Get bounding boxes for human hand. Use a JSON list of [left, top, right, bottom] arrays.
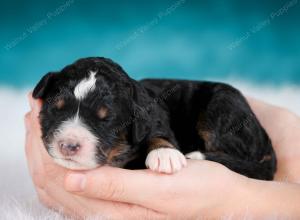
[[247, 97, 300, 182], [25, 94, 300, 219], [25, 93, 172, 219], [25, 93, 247, 219], [64, 160, 247, 219]]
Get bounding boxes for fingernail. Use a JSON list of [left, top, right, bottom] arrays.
[[65, 173, 86, 192]]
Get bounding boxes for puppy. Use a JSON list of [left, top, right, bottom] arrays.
[[33, 57, 276, 180]]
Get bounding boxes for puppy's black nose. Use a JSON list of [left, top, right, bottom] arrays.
[[59, 142, 80, 156]]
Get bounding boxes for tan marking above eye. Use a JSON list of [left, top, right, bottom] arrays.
[[55, 99, 65, 109], [97, 106, 108, 119]]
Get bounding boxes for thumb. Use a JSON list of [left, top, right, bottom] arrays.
[[64, 166, 168, 208]]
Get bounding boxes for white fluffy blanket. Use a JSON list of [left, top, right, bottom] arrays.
[[0, 82, 299, 219]]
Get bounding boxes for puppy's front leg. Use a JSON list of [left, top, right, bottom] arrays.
[[145, 138, 187, 173]]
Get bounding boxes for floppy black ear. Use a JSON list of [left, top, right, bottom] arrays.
[[131, 103, 151, 144], [32, 72, 56, 99], [130, 82, 152, 145]]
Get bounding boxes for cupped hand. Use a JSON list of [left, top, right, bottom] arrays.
[[25, 93, 171, 219], [25, 93, 246, 219], [247, 97, 300, 182], [25, 94, 300, 219]]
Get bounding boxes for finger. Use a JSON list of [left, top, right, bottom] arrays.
[[24, 111, 36, 174], [64, 166, 169, 207], [36, 188, 76, 219], [47, 180, 164, 220], [36, 188, 59, 210], [68, 196, 164, 220], [24, 110, 41, 161], [28, 91, 42, 116], [25, 110, 58, 186], [28, 102, 42, 139], [27, 92, 34, 110], [24, 111, 48, 188], [25, 99, 52, 163], [26, 92, 42, 134], [25, 130, 46, 189], [24, 112, 32, 134], [33, 98, 42, 117], [79, 198, 165, 220]]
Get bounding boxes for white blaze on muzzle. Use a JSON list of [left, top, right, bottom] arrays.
[[48, 70, 102, 170], [49, 112, 100, 170]]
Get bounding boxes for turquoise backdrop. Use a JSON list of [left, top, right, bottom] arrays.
[[1, 0, 299, 87]]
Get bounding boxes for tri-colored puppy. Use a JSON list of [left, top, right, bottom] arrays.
[[33, 57, 276, 180]]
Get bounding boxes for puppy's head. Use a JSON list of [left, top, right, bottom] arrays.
[[33, 57, 150, 170]]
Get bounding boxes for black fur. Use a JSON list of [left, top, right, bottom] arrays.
[[33, 57, 276, 180], [140, 79, 276, 180]]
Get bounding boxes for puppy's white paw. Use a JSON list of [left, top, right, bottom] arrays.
[[185, 151, 205, 160], [145, 148, 187, 174]]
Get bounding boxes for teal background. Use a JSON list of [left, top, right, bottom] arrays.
[[1, 0, 300, 88]]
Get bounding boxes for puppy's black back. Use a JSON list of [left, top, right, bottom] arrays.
[[140, 79, 276, 180]]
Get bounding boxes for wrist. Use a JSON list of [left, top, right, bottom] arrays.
[[218, 174, 252, 218], [231, 178, 300, 219], [202, 171, 251, 219], [210, 174, 277, 219]]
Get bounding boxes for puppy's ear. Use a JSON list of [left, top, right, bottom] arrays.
[[32, 72, 56, 99], [131, 103, 150, 144], [130, 82, 151, 145]]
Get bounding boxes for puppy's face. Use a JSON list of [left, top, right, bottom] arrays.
[[33, 57, 142, 170]]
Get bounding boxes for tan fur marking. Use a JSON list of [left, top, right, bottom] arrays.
[[198, 130, 217, 152], [107, 145, 124, 162], [199, 130, 211, 142], [97, 106, 108, 119], [55, 99, 65, 109], [259, 154, 272, 163], [107, 132, 128, 163], [148, 137, 174, 152]]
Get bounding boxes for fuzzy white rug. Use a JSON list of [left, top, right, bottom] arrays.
[[0, 82, 299, 220]]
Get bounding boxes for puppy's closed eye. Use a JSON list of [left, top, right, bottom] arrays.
[[97, 106, 108, 119]]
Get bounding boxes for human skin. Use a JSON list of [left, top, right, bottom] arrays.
[[24, 93, 300, 219]]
